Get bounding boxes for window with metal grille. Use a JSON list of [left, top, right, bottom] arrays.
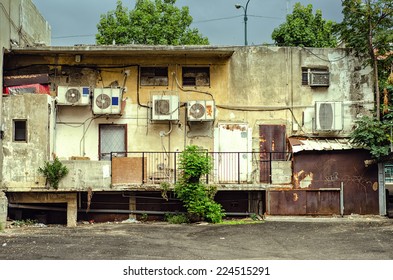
[[182, 67, 210, 86], [140, 67, 168, 86], [99, 124, 127, 160], [13, 120, 27, 142], [302, 67, 330, 87]]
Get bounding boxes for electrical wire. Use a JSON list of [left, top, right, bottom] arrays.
[[172, 72, 215, 101]]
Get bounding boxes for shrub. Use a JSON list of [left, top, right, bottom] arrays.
[[38, 157, 69, 189], [175, 145, 225, 223]]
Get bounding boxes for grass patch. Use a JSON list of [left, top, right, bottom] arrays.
[[219, 218, 264, 225], [11, 219, 38, 227], [164, 213, 189, 224]]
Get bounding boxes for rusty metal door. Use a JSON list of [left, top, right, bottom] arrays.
[[259, 125, 286, 183]]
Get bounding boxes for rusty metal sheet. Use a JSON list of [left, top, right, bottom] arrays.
[[269, 190, 340, 215], [289, 137, 357, 153], [293, 150, 379, 214], [259, 125, 286, 183], [306, 191, 340, 215], [4, 74, 49, 87], [268, 190, 307, 215]]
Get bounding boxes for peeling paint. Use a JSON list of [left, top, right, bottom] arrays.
[[293, 170, 313, 189], [372, 182, 378, 191]]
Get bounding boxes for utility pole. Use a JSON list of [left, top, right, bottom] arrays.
[[235, 0, 251, 46]]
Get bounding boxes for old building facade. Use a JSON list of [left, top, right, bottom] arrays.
[[0, 0, 51, 229], [1, 44, 380, 226]]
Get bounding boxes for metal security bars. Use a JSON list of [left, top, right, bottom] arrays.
[[110, 151, 291, 185]]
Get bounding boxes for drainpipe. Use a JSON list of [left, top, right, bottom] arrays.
[[378, 162, 386, 216]]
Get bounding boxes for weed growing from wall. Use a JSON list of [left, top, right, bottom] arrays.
[[38, 157, 69, 189], [174, 145, 225, 223]]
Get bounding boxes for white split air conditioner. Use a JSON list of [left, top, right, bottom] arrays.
[[187, 100, 215, 121], [309, 71, 330, 87], [151, 95, 179, 121], [93, 88, 123, 115], [57, 86, 91, 105], [315, 101, 343, 131]]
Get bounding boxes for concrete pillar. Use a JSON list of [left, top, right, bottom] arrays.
[[0, 192, 8, 230], [129, 192, 136, 219], [67, 193, 77, 227], [378, 163, 387, 216], [248, 191, 264, 216]]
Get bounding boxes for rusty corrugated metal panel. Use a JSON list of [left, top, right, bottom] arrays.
[[259, 125, 286, 183], [289, 137, 358, 153], [269, 190, 340, 215], [269, 189, 340, 215], [4, 74, 49, 87], [269, 190, 307, 215], [293, 150, 379, 214], [306, 191, 340, 215]]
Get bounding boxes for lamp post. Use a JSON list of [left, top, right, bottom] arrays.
[[235, 0, 251, 46]]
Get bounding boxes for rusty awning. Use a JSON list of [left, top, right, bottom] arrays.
[[289, 137, 360, 153]]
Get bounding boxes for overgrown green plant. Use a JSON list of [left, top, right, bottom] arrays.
[[350, 115, 392, 159], [12, 219, 37, 227], [164, 213, 189, 224], [160, 181, 171, 201], [140, 213, 148, 222], [38, 157, 69, 189], [174, 145, 225, 223]]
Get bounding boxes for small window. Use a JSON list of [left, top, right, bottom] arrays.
[[13, 120, 27, 142], [302, 67, 330, 87], [140, 67, 168, 86], [182, 67, 210, 87]]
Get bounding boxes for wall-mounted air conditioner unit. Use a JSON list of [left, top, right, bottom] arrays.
[[315, 101, 343, 131], [151, 95, 179, 121], [93, 88, 123, 115], [309, 71, 330, 87], [57, 86, 91, 105], [187, 100, 215, 121]]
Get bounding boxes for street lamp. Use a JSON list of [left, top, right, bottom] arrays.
[[235, 0, 251, 46]]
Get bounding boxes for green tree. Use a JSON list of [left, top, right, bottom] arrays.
[[337, 0, 393, 120], [96, 0, 209, 45], [174, 146, 225, 223], [271, 3, 337, 47]]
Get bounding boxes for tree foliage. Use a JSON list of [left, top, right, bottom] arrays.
[[271, 3, 337, 47], [350, 115, 391, 159], [96, 0, 209, 45], [336, 0, 393, 120]]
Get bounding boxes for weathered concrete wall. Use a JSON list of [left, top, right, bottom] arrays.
[[271, 161, 292, 185], [0, 191, 7, 230], [228, 47, 374, 141], [4, 46, 373, 163], [8, 192, 77, 227], [59, 160, 112, 191], [1, 94, 54, 190], [0, 0, 50, 49]]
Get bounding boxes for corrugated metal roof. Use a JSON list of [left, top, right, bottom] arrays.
[[289, 137, 359, 153]]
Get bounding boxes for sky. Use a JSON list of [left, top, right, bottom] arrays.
[[32, 0, 344, 46]]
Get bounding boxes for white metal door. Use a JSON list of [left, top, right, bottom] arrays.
[[214, 123, 252, 183]]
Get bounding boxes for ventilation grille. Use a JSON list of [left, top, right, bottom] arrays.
[[315, 102, 343, 131], [151, 95, 179, 120], [187, 100, 215, 121], [57, 86, 90, 105], [92, 88, 122, 115], [310, 72, 330, 87]]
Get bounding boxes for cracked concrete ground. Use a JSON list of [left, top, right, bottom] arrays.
[[1, 217, 393, 260]]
